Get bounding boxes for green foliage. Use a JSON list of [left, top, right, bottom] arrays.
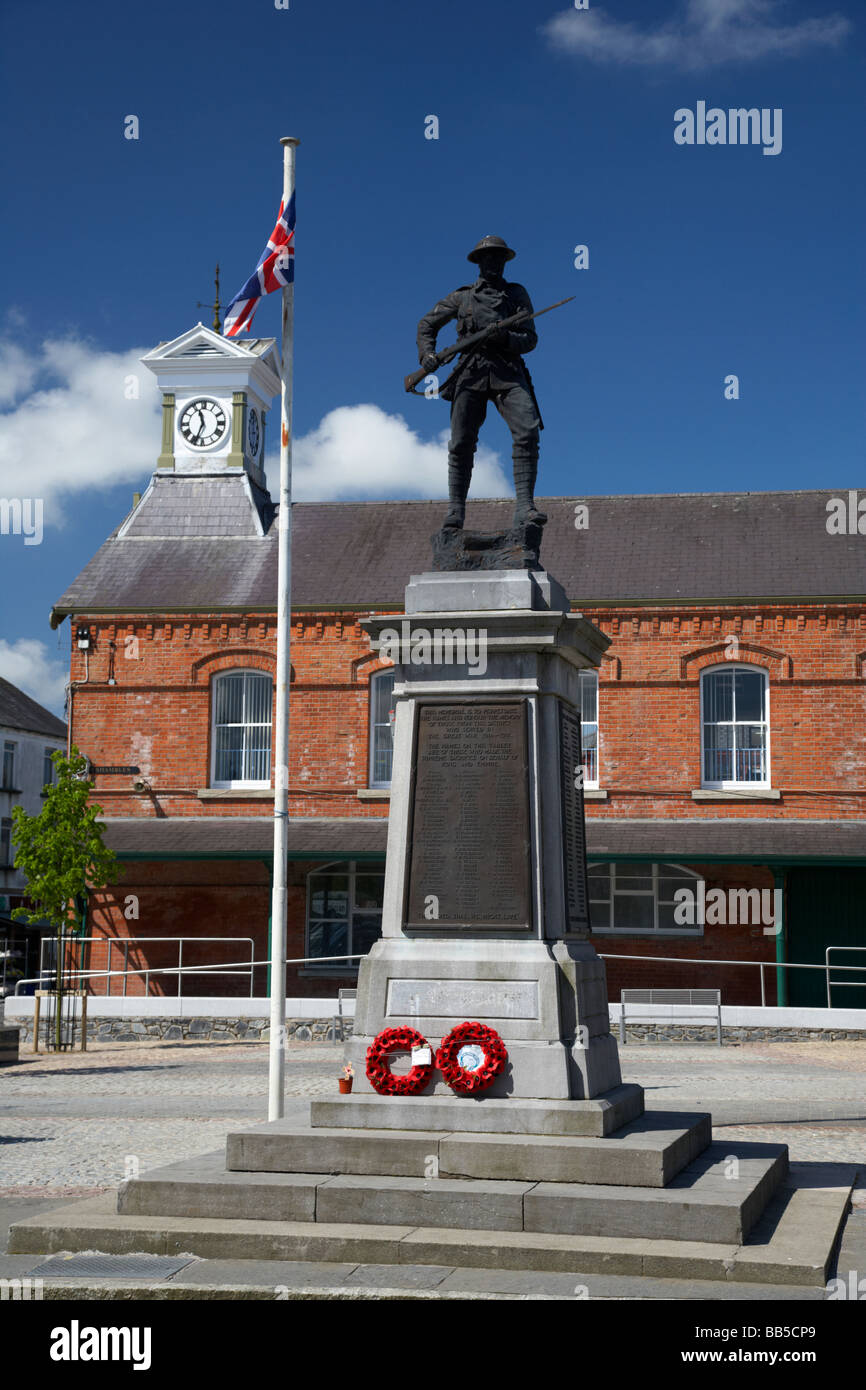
[[11, 746, 119, 934]]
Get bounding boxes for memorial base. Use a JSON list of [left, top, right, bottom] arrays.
[[346, 938, 622, 1099]]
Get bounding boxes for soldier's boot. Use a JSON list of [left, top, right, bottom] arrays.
[[443, 457, 471, 529], [512, 451, 547, 528]]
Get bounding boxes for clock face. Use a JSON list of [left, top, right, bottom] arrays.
[[247, 408, 260, 457], [179, 398, 228, 449]]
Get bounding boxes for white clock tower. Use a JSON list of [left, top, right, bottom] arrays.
[[141, 323, 281, 490]]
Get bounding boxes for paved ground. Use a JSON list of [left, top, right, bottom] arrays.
[[1, 1037, 863, 1300]]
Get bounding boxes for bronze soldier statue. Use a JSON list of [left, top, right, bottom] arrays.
[[417, 235, 547, 532]]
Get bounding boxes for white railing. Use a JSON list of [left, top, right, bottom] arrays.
[[825, 946, 866, 1008], [13, 951, 366, 996], [36, 935, 257, 998], [599, 951, 866, 1008], [14, 946, 866, 1012]]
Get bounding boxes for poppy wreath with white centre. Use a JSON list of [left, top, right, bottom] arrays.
[[365, 1026, 433, 1096], [435, 1022, 508, 1095]]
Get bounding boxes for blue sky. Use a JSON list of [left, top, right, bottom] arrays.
[[0, 0, 863, 712]]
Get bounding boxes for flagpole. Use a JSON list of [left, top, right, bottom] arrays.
[[268, 135, 299, 1121]]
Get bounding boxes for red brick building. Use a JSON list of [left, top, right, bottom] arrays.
[[50, 327, 866, 1008]]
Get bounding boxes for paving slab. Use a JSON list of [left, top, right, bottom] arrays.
[[435, 1267, 825, 1300], [341, 1262, 454, 1290], [169, 1258, 359, 1288]]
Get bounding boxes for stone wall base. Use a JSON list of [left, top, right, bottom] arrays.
[[9, 1016, 865, 1046], [621, 1025, 866, 1043], [13, 1016, 354, 1045]]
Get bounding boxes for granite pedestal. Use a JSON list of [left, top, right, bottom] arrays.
[[346, 567, 618, 1099]]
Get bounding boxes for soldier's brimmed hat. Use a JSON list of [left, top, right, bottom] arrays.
[[467, 234, 516, 264]]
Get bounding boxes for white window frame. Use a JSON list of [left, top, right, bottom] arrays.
[[43, 746, 57, 791], [305, 858, 386, 972], [578, 669, 599, 789], [700, 664, 771, 789], [588, 861, 704, 936], [210, 669, 273, 790], [0, 817, 12, 868], [368, 667, 396, 788], [2, 741, 16, 790]]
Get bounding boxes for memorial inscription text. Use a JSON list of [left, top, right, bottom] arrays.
[[405, 702, 532, 930]]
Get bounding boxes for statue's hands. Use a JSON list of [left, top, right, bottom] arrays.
[[420, 352, 439, 373], [485, 328, 512, 352]]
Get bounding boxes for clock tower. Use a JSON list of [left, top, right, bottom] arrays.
[[141, 323, 281, 490]]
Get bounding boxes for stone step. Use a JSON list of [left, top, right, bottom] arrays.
[[9, 1178, 851, 1287], [524, 1142, 788, 1245], [225, 1112, 711, 1188], [118, 1141, 786, 1244], [310, 1084, 644, 1138]]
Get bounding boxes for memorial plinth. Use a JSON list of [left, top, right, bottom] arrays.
[[345, 568, 621, 1099], [9, 564, 824, 1285]]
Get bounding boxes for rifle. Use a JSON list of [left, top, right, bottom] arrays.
[[404, 294, 575, 395]]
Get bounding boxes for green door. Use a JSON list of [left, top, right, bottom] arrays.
[[786, 868, 866, 1008]]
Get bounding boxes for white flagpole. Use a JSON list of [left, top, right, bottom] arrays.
[[268, 135, 299, 1121]]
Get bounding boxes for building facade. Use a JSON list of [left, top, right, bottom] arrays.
[[49, 326, 866, 1008], [0, 679, 67, 990]]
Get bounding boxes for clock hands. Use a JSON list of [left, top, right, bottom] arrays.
[[183, 401, 225, 445]]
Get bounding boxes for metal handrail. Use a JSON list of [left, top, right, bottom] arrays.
[[13, 952, 366, 996], [13, 946, 866, 1011], [825, 946, 866, 1008], [600, 951, 866, 1009], [35, 935, 256, 999]]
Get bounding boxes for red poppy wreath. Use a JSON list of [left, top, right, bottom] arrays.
[[435, 1022, 508, 1095], [365, 1026, 433, 1096]]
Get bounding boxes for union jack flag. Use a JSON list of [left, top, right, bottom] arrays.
[[224, 192, 295, 337]]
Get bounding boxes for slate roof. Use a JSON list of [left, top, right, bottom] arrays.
[[52, 488, 866, 622], [100, 816, 866, 862], [101, 816, 389, 858], [0, 678, 66, 739], [121, 475, 274, 540]]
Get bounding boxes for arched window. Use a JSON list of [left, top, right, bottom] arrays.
[[588, 862, 703, 935], [306, 859, 386, 969], [701, 665, 769, 787], [211, 670, 273, 788], [368, 667, 395, 787], [578, 670, 599, 787]]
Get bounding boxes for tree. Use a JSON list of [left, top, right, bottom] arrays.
[[11, 746, 119, 1049]]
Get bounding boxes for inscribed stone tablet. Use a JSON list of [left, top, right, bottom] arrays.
[[404, 702, 532, 930]]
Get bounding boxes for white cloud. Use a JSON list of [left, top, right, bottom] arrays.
[[0, 336, 159, 525], [0, 639, 67, 717], [0, 337, 510, 521], [271, 402, 510, 502], [544, 0, 851, 71]]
